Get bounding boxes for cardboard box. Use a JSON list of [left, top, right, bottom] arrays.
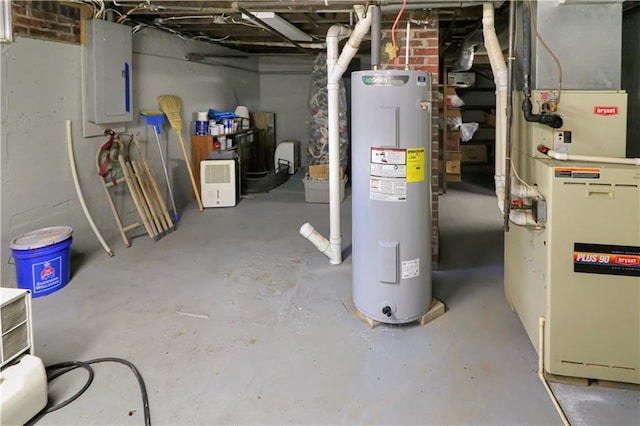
[[446, 173, 462, 182], [250, 112, 275, 130], [447, 129, 461, 140], [484, 112, 496, 127], [303, 176, 347, 203], [445, 108, 461, 119], [445, 160, 461, 174], [462, 145, 488, 163], [445, 138, 460, 152], [447, 72, 476, 87], [308, 164, 345, 180], [444, 87, 458, 96], [444, 151, 462, 162]]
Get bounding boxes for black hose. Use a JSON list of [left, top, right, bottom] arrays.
[[37, 357, 151, 426], [522, 97, 564, 128]]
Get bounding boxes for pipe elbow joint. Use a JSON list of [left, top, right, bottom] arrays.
[[539, 114, 563, 129]]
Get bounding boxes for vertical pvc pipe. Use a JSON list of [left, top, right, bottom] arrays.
[[405, 20, 410, 69], [503, 0, 516, 232], [301, 6, 372, 264]]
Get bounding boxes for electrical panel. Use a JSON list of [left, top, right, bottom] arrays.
[[84, 19, 132, 124]]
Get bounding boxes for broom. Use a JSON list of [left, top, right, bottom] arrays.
[[157, 95, 204, 212]]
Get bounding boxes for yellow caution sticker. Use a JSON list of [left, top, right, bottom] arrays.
[[406, 148, 425, 183]]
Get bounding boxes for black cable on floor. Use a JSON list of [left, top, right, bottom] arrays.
[[41, 357, 151, 426]]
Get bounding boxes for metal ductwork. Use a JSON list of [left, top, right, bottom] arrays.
[[451, 27, 483, 72]]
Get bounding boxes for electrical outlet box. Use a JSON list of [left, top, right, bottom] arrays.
[[84, 19, 133, 124]]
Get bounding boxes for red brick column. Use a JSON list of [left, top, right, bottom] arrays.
[[11, 0, 81, 44], [381, 14, 440, 264]]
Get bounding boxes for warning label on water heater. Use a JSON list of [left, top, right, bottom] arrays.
[[406, 148, 425, 182], [370, 147, 408, 202]]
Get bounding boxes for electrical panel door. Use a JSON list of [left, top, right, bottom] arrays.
[[84, 19, 132, 124]]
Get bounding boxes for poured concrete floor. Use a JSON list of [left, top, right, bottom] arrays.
[[31, 173, 639, 425]]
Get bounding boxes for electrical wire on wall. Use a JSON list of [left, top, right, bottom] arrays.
[[391, 0, 407, 69], [527, 0, 563, 106], [64, 0, 123, 20], [117, 2, 151, 23]]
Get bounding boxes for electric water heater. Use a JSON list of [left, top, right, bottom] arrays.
[[351, 70, 432, 324]]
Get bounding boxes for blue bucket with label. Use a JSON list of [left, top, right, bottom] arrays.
[[10, 226, 73, 298]]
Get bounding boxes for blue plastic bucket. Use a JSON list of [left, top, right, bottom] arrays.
[[10, 226, 73, 298]]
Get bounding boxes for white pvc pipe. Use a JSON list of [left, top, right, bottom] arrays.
[[509, 209, 535, 226], [483, 3, 508, 193], [301, 5, 372, 265], [66, 120, 114, 257], [538, 317, 571, 426], [405, 20, 410, 69], [544, 149, 640, 166], [510, 177, 542, 199], [299, 223, 333, 258]]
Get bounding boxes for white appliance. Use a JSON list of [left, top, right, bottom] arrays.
[[0, 287, 48, 425], [274, 140, 300, 174], [201, 159, 239, 207]]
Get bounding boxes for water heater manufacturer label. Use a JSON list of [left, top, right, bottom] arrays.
[[402, 258, 420, 279]]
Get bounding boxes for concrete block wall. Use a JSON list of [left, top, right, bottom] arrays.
[[381, 16, 440, 264]]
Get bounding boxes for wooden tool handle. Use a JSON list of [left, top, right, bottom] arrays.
[[177, 132, 204, 212]]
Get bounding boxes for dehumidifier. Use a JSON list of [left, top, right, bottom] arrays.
[[201, 159, 240, 207], [0, 287, 48, 425]]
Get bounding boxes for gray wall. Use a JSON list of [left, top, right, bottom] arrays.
[[622, 6, 640, 157], [0, 29, 259, 283], [258, 55, 315, 166]]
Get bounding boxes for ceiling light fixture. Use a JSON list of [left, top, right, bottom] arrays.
[[242, 11, 312, 42]]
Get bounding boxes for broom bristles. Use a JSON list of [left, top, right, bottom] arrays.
[[158, 95, 183, 131]]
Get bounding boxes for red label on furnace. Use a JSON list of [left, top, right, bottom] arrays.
[[593, 106, 619, 116]]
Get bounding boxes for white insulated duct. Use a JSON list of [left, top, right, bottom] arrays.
[[482, 3, 507, 209], [301, 5, 372, 264], [483, 3, 541, 226]]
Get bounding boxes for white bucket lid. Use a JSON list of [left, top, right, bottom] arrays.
[[10, 226, 73, 250]]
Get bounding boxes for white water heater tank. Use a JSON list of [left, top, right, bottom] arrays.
[[351, 70, 432, 324]]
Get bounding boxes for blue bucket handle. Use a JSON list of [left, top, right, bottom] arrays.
[[7, 255, 14, 265]]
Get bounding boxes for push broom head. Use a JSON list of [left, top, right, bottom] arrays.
[[157, 95, 183, 132]]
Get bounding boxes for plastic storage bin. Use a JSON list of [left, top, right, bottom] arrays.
[[303, 176, 347, 203]]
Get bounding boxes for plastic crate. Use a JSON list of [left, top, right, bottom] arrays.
[[303, 175, 347, 203]]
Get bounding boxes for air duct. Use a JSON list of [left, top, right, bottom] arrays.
[[451, 28, 483, 72]]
